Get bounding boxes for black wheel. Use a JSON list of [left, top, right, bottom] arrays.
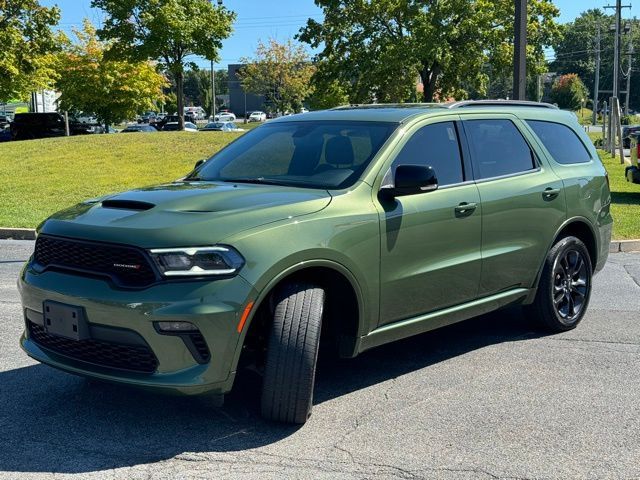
[[261, 282, 325, 424], [526, 236, 592, 332]]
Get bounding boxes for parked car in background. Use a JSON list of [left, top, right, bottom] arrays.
[[214, 112, 236, 122], [121, 125, 157, 133], [0, 114, 11, 128], [0, 125, 12, 142], [155, 114, 196, 130], [626, 133, 640, 183], [200, 121, 243, 132], [10, 112, 66, 140], [622, 125, 640, 148], [75, 114, 98, 125], [248, 111, 267, 122], [138, 112, 157, 124], [162, 122, 198, 132], [185, 107, 206, 121]]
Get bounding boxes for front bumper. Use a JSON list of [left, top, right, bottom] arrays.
[[19, 264, 257, 395]]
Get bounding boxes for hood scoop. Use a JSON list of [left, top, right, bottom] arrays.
[[101, 199, 155, 211]]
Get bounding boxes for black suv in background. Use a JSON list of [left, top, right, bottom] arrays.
[[10, 113, 66, 140]]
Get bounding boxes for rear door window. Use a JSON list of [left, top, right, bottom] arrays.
[[464, 119, 536, 180], [526, 120, 592, 165]]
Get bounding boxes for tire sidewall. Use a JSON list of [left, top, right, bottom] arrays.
[[545, 237, 593, 329]]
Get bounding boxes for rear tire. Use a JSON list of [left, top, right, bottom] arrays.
[[526, 236, 592, 332], [261, 282, 324, 424]]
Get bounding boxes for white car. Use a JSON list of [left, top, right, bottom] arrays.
[[248, 111, 267, 122], [214, 112, 236, 122]]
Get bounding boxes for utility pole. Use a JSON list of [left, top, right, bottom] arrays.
[[513, 0, 527, 100], [593, 23, 601, 125], [210, 0, 223, 119], [210, 59, 216, 119], [604, 1, 631, 102], [625, 27, 633, 115]]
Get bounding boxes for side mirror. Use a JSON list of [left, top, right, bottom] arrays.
[[381, 164, 438, 198], [194, 159, 205, 169]]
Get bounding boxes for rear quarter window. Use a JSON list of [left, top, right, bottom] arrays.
[[526, 120, 592, 165]]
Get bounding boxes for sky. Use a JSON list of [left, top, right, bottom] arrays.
[[40, 0, 640, 70]]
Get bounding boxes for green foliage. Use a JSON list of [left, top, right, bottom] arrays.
[[238, 39, 315, 114], [0, 0, 61, 102], [164, 92, 178, 115], [552, 11, 640, 112], [298, 0, 562, 103], [308, 77, 350, 110], [184, 69, 212, 112], [551, 73, 588, 110], [91, 0, 235, 127], [56, 21, 167, 127]]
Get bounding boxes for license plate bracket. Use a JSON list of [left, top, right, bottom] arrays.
[[43, 301, 89, 341]]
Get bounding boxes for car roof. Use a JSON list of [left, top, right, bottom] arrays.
[[267, 101, 569, 124]]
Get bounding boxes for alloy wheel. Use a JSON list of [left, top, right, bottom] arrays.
[[552, 249, 590, 324]]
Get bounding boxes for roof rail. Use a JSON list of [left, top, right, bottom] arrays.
[[446, 100, 558, 110]]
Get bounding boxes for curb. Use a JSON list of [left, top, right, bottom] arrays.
[[0, 228, 36, 240], [609, 239, 640, 253], [1, 227, 640, 252]]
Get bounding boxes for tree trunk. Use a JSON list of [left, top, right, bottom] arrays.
[[421, 63, 441, 102], [176, 70, 185, 130]]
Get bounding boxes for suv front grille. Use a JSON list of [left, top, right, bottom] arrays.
[[28, 321, 158, 373], [33, 235, 157, 288]]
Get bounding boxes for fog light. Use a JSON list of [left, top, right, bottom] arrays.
[[155, 321, 198, 332]]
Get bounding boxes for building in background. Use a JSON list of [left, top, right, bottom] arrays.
[[228, 64, 266, 116]]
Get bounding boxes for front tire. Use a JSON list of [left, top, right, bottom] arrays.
[[526, 236, 593, 332], [261, 282, 325, 424]]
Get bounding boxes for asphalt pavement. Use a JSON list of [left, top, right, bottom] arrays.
[[1, 240, 639, 480]]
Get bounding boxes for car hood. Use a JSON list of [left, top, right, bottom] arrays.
[[39, 181, 332, 248]]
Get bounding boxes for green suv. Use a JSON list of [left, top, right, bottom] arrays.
[[19, 101, 612, 424]]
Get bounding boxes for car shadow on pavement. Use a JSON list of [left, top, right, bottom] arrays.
[[0, 306, 544, 474]]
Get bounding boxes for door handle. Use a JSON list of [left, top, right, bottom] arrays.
[[455, 202, 477, 216], [542, 187, 561, 200]]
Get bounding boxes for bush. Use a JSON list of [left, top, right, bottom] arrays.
[[551, 74, 589, 110]]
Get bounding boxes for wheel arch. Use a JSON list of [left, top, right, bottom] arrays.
[[233, 259, 366, 373], [527, 216, 598, 302]]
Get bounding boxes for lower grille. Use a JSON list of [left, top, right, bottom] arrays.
[[28, 322, 158, 374]]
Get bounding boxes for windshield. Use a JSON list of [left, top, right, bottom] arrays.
[[192, 120, 397, 189]]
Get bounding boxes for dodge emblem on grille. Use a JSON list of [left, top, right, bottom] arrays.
[[113, 263, 142, 270]]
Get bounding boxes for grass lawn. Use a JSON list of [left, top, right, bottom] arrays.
[[0, 128, 638, 240], [0, 132, 243, 228], [587, 131, 640, 240]]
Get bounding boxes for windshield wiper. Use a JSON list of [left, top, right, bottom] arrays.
[[221, 177, 285, 186]]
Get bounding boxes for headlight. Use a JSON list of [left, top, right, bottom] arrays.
[[149, 246, 244, 277]]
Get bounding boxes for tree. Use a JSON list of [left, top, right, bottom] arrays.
[[238, 39, 315, 114], [0, 0, 61, 102], [184, 69, 211, 111], [91, 0, 235, 129], [550, 73, 589, 110], [56, 21, 166, 129], [183, 68, 229, 114], [299, 0, 562, 103], [551, 10, 640, 111], [308, 75, 349, 110]]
